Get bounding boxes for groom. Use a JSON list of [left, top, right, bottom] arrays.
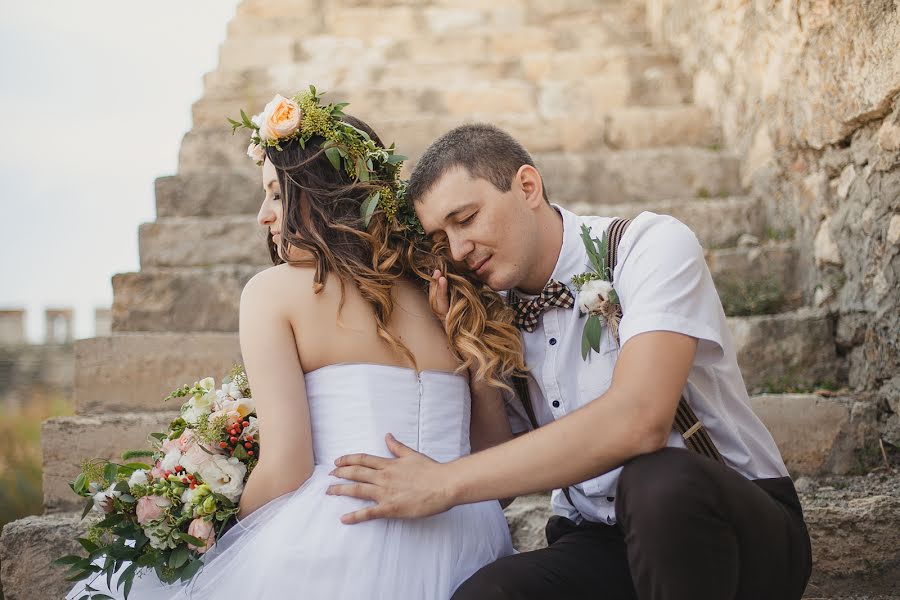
[[328, 124, 812, 599]]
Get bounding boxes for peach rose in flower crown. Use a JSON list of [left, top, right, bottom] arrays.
[[256, 94, 302, 141]]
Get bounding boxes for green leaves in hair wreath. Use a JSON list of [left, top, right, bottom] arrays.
[[571, 224, 622, 360], [229, 85, 420, 235]]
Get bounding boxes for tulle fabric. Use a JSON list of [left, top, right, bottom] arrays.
[[66, 364, 514, 599]]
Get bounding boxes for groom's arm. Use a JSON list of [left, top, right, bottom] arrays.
[[327, 330, 695, 523]]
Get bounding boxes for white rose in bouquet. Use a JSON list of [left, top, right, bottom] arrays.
[[196, 455, 247, 502]]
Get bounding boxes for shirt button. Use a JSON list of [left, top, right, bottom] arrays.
[[607, 496, 615, 502], [552, 400, 560, 408], [549, 338, 557, 346]]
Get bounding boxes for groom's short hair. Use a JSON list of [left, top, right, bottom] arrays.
[[407, 123, 549, 203]]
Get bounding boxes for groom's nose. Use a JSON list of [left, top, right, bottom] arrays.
[[447, 234, 473, 263]]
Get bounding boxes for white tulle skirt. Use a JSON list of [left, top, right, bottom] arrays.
[[66, 466, 514, 599]]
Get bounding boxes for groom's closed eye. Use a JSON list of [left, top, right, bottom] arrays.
[[459, 212, 478, 226]]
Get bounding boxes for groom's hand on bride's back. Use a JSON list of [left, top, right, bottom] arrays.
[[428, 269, 450, 321], [327, 433, 456, 524]]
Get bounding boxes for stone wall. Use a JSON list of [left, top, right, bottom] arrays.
[[645, 0, 900, 444]]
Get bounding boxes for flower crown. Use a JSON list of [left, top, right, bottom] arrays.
[[229, 86, 422, 234]]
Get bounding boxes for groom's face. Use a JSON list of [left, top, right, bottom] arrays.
[[415, 166, 540, 291]]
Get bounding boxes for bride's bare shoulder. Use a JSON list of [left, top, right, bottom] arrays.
[[240, 263, 318, 310]]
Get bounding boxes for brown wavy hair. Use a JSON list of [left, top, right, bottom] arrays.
[[264, 114, 525, 388]]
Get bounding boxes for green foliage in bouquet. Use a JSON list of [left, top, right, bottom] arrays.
[[53, 365, 258, 598]]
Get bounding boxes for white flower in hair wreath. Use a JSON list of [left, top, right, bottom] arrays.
[[572, 224, 623, 360]]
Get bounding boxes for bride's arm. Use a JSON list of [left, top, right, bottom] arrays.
[[236, 270, 315, 519], [468, 376, 516, 508]]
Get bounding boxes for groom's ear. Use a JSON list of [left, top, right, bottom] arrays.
[[516, 164, 545, 209]]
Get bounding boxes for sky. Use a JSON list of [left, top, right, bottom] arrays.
[[0, 0, 241, 342]]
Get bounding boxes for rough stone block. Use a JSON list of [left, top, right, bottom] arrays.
[[522, 47, 679, 82], [155, 171, 260, 217], [42, 413, 175, 512], [538, 148, 742, 204], [323, 6, 420, 38], [802, 476, 900, 597], [139, 216, 270, 268], [706, 242, 802, 301], [178, 127, 257, 176], [569, 196, 765, 248], [112, 266, 264, 333], [604, 105, 721, 149], [0, 512, 87, 600], [217, 35, 299, 71], [728, 309, 841, 393], [750, 394, 876, 476], [74, 333, 241, 414], [503, 494, 552, 552]]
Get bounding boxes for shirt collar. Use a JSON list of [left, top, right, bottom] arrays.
[[512, 204, 585, 300]]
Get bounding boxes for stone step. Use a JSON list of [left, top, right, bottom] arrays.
[[575, 196, 766, 248], [7, 474, 896, 600], [505, 474, 900, 597], [155, 170, 262, 217], [36, 390, 878, 517], [537, 148, 743, 203], [224, 13, 651, 51], [191, 68, 690, 129], [111, 265, 264, 333], [110, 268, 833, 393], [73, 333, 242, 415], [729, 308, 842, 394], [137, 218, 798, 305], [180, 99, 718, 174], [41, 412, 175, 513], [139, 216, 270, 268]]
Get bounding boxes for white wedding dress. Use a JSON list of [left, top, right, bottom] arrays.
[[66, 363, 514, 599]]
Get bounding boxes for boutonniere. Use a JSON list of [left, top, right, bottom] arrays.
[[572, 224, 622, 360]]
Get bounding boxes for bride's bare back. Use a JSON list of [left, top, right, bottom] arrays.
[[279, 263, 460, 375]]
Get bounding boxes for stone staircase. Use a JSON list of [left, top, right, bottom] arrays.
[[1, 1, 897, 598]]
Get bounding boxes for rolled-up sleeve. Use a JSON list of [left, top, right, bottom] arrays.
[[614, 213, 725, 366]]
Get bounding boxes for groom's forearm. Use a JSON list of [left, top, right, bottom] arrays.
[[443, 386, 662, 505], [444, 330, 696, 505]]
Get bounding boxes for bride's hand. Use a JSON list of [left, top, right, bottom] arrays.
[[428, 269, 450, 321], [327, 434, 456, 523]]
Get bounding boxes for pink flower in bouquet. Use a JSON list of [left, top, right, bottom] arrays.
[[150, 461, 165, 480], [136, 494, 172, 525], [187, 518, 216, 554], [161, 429, 197, 454]]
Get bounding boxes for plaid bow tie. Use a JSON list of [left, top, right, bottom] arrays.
[[512, 279, 575, 332]]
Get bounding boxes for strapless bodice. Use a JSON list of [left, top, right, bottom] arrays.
[[303, 363, 471, 465]]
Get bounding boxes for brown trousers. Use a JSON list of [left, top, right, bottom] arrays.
[[452, 447, 812, 600]]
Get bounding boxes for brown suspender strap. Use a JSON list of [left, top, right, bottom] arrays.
[[606, 218, 723, 464]]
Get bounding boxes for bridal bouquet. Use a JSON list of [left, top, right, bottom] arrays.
[[54, 365, 258, 597]]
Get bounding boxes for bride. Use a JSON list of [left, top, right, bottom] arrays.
[[65, 90, 524, 599]]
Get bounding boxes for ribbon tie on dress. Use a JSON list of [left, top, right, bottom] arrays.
[[512, 279, 575, 333]]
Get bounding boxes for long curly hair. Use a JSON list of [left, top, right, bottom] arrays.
[[264, 114, 525, 388]]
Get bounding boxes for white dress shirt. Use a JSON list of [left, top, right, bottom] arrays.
[[505, 205, 788, 525]]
